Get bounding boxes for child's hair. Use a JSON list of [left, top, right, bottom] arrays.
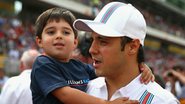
[[35, 7, 77, 39]]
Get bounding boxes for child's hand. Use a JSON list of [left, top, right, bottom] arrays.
[[107, 97, 139, 104], [140, 63, 155, 84]]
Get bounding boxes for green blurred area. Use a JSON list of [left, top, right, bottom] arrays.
[[167, 0, 185, 10]]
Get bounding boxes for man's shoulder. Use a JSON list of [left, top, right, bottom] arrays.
[[144, 82, 179, 103], [146, 82, 174, 96]]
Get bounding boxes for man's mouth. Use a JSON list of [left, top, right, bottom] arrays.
[[93, 58, 102, 68], [94, 59, 101, 64]]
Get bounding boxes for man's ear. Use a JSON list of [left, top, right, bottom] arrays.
[[36, 36, 43, 48], [128, 39, 140, 55]]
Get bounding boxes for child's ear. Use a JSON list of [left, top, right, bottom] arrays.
[[36, 36, 43, 48], [73, 39, 78, 49]]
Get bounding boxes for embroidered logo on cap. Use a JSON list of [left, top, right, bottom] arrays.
[[100, 3, 122, 23]]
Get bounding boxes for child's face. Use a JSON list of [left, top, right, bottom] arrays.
[[36, 19, 78, 62]]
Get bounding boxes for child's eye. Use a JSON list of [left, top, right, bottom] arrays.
[[47, 30, 55, 35], [63, 30, 70, 35]]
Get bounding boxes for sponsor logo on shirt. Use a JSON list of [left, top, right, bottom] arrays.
[[139, 90, 154, 104], [67, 79, 90, 86]]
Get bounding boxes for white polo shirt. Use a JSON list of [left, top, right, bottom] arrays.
[[0, 70, 32, 104], [87, 74, 179, 104]]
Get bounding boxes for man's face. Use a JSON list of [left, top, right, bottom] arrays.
[[89, 32, 128, 77]]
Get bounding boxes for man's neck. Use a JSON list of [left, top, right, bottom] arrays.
[[105, 63, 140, 100]]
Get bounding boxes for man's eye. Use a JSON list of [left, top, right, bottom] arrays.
[[100, 41, 107, 46]]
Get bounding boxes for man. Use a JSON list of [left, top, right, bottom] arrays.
[[73, 2, 179, 104], [0, 49, 40, 104]]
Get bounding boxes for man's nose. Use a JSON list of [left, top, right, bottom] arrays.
[[89, 41, 98, 55]]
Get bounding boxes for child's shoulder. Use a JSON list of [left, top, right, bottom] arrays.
[[36, 55, 55, 64], [70, 59, 84, 64], [70, 59, 89, 66], [36, 55, 48, 60]]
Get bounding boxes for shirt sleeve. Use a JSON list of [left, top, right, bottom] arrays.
[[33, 58, 69, 97]]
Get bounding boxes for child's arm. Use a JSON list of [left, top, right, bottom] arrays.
[[140, 63, 155, 84], [52, 86, 139, 104]]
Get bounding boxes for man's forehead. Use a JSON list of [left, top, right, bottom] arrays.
[[91, 32, 116, 39]]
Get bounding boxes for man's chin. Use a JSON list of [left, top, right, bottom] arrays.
[[95, 71, 103, 77]]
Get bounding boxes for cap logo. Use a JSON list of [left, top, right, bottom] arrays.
[[100, 3, 122, 23]]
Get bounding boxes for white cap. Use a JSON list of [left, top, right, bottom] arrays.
[[73, 2, 146, 46]]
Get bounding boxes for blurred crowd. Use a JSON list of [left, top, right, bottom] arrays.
[[0, 0, 185, 103], [0, 16, 37, 74], [145, 49, 185, 74], [140, 7, 185, 39], [76, 0, 185, 38]]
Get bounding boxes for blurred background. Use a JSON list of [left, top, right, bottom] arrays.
[[0, 0, 185, 102]]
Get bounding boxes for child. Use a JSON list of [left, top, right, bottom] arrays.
[[31, 7, 153, 104]]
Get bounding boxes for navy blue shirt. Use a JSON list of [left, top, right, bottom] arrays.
[[31, 55, 96, 104]]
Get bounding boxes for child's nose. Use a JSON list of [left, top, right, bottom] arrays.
[[56, 32, 62, 39]]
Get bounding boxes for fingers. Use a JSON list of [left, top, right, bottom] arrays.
[[124, 100, 139, 104], [140, 63, 155, 84], [139, 63, 146, 84], [121, 97, 129, 101], [111, 97, 139, 104], [140, 70, 151, 84], [144, 73, 155, 83], [120, 97, 139, 104], [139, 63, 145, 72]]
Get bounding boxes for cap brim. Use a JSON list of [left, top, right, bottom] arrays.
[[73, 19, 123, 37]]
